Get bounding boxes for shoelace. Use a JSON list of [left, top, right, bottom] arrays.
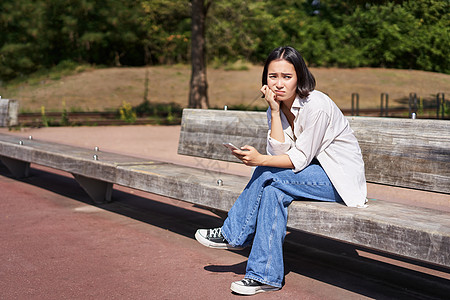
[[241, 278, 258, 286], [208, 227, 222, 238]]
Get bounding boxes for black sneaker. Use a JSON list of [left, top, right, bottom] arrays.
[[195, 228, 243, 250], [230, 278, 280, 295]]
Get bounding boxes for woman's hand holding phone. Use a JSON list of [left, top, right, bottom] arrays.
[[233, 145, 266, 166], [224, 143, 266, 166], [223, 143, 240, 151]]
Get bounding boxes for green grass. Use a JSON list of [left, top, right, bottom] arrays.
[[3, 60, 92, 88]]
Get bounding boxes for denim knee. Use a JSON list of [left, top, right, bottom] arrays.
[[251, 166, 286, 183]]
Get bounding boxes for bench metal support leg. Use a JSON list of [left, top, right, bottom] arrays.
[[0, 156, 30, 178], [72, 174, 113, 204]]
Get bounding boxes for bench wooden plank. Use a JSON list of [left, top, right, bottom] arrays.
[[114, 163, 450, 266], [116, 163, 244, 212], [288, 200, 450, 267], [350, 117, 450, 194], [112, 161, 450, 267], [178, 109, 267, 162], [0, 132, 244, 210], [0, 99, 19, 127], [0, 133, 161, 183], [178, 109, 450, 194]]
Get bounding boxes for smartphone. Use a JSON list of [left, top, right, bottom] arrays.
[[222, 143, 240, 151]]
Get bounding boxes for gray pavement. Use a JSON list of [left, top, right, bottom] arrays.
[[0, 125, 449, 299]]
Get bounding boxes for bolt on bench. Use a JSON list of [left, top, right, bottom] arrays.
[[0, 109, 449, 269]]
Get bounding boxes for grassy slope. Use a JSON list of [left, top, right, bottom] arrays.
[[1, 65, 449, 113]]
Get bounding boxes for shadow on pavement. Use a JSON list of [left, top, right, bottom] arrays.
[[204, 261, 247, 275], [1, 163, 449, 300]]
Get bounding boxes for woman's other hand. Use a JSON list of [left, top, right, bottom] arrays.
[[261, 85, 280, 112]]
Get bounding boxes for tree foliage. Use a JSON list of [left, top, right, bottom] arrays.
[[140, 0, 191, 64], [0, 0, 448, 81], [0, 0, 147, 80]]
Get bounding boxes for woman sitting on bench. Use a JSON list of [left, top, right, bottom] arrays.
[[195, 46, 367, 295]]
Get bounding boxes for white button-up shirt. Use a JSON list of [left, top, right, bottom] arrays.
[[266, 90, 367, 207]]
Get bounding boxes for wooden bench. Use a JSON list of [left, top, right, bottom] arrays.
[[0, 108, 449, 269], [0, 98, 19, 127]]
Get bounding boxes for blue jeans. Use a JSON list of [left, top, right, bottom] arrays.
[[221, 160, 342, 288]]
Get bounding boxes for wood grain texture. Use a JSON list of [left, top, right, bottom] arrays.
[[0, 99, 19, 127], [178, 109, 450, 194], [288, 200, 450, 267], [178, 109, 267, 163], [0, 100, 9, 127], [348, 117, 450, 194], [0, 133, 161, 183]]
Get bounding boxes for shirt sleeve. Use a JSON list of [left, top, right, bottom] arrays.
[[267, 130, 291, 155], [265, 108, 292, 155], [288, 110, 330, 172]]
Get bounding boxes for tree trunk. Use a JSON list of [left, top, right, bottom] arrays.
[[189, 0, 210, 109]]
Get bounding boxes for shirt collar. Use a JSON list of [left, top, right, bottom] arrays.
[[292, 93, 311, 110], [291, 95, 305, 111], [292, 96, 302, 109]]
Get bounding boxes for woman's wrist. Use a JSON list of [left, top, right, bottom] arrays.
[[271, 112, 281, 122], [260, 154, 270, 167], [260, 154, 294, 169]]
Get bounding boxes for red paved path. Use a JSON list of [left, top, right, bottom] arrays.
[[0, 125, 449, 299]]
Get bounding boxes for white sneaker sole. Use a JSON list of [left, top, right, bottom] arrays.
[[230, 281, 280, 295], [194, 230, 244, 250]]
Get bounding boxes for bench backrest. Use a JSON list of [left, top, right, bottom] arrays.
[[178, 109, 450, 194], [0, 99, 19, 127]]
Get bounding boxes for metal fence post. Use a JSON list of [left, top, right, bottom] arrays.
[[351, 93, 359, 116], [409, 93, 417, 118], [380, 93, 388, 117], [436, 93, 445, 119]]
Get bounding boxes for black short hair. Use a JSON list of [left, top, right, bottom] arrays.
[[262, 46, 316, 99]]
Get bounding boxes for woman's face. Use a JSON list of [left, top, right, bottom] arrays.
[[267, 59, 298, 102]]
